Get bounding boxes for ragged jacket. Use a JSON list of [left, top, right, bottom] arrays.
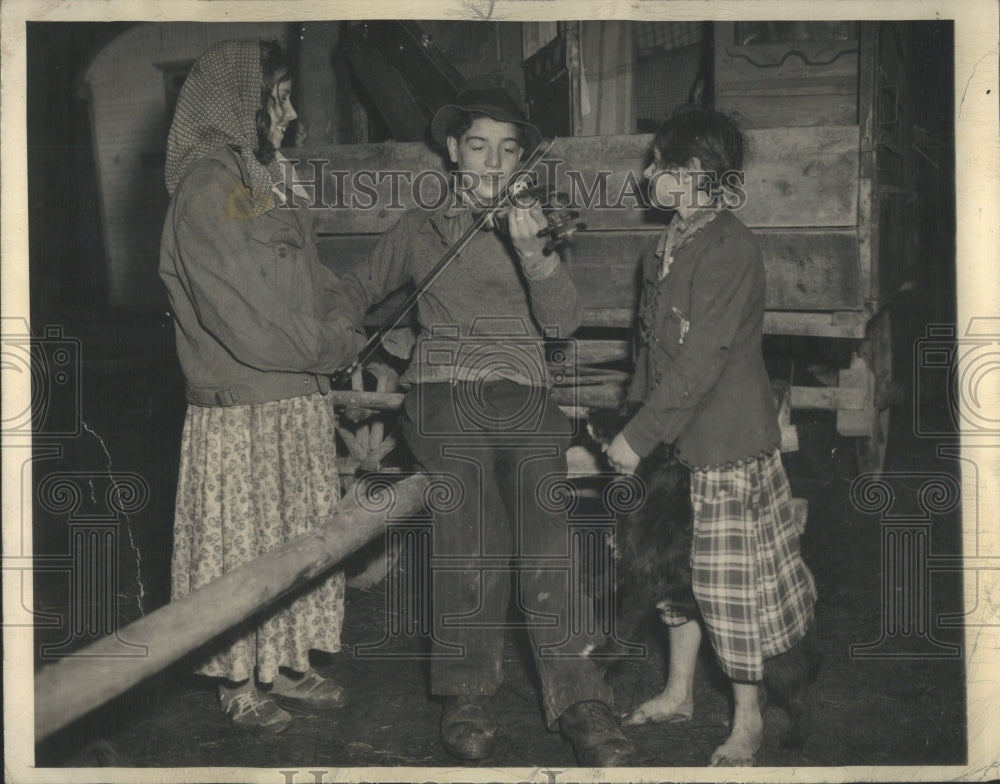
[[623, 210, 780, 470], [159, 146, 364, 406]]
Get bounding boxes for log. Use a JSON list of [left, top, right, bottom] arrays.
[[34, 473, 430, 741]]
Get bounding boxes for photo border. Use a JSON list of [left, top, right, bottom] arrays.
[[3, 1, 997, 782]]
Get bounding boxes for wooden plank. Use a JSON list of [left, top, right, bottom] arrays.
[[580, 308, 634, 328], [566, 229, 861, 311], [757, 230, 861, 310], [318, 226, 861, 313], [327, 379, 872, 415], [714, 93, 857, 129], [740, 127, 858, 227], [714, 21, 860, 131], [568, 340, 630, 364], [326, 386, 626, 410], [791, 385, 867, 411], [34, 474, 430, 740], [763, 310, 867, 338], [349, 305, 868, 337], [290, 141, 449, 235], [714, 22, 859, 81], [297, 126, 859, 235], [858, 24, 879, 302]]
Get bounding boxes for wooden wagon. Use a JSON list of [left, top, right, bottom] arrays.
[[297, 20, 928, 478], [78, 19, 938, 476]]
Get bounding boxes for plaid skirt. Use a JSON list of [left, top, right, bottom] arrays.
[[170, 392, 345, 684], [657, 449, 816, 682]]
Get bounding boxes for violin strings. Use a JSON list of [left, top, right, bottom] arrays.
[[335, 137, 558, 383]]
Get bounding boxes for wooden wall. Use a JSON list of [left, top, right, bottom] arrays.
[[81, 22, 290, 311], [714, 21, 860, 129], [299, 125, 863, 329]]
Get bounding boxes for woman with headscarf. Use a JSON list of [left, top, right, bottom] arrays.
[[159, 39, 364, 734]]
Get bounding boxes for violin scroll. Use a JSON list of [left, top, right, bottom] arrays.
[[497, 185, 587, 256], [535, 204, 587, 256]]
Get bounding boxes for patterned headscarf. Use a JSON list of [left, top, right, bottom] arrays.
[[164, 38, 280, 216]]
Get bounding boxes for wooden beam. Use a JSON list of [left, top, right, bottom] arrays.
[[34, 474, 430, 741], [296, 22, 344, 146], [791, 385, 867, 410], [763, 310, 868, 338], [327, 384, 627, 413], [556, 339, 631, 364], [564, 228, 863, 312], [316, 226, 863, 313]]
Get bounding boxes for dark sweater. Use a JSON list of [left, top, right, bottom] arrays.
[[623, 210, 780, 469], [336, 203, 582, 387]]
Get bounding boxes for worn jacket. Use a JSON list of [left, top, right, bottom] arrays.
[[623, 210, 780, 469], [335, 202, 582, 388], [159, 147, 363, 406]]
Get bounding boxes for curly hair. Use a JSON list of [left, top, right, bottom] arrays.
[[651, 106, 745, 176], [253, 40, 295, 166]]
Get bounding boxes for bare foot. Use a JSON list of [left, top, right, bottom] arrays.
[[709, 717, 762, 766], [622, 690, 693, 726]]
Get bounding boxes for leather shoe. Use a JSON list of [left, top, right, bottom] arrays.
[[560, 700, 637, 766], [270, 669, 349, 711], [440, 695, 497, 760]]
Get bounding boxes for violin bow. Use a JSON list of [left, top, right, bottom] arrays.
[[333, 137, 557, 384]]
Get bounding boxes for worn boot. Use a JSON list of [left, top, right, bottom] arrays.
[[440, 695, 497, 760], [560, 700, 637, 766]]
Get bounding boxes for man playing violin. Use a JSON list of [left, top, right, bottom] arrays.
[[334, 76, 635, 766]]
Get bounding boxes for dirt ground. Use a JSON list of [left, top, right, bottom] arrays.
[[31, 286, 968, 774]]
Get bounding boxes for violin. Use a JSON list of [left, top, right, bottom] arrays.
[[334, 138, 577, 383], [491, 184, 587, 257]]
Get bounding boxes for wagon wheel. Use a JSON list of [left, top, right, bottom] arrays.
[[855, 308, 895, 475]]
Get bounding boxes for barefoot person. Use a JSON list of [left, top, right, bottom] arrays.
[[160, 39, 364, 733], [604, 107, 817, 765]]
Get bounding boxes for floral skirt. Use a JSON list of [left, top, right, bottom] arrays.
[[170, 392, 345, 684]]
